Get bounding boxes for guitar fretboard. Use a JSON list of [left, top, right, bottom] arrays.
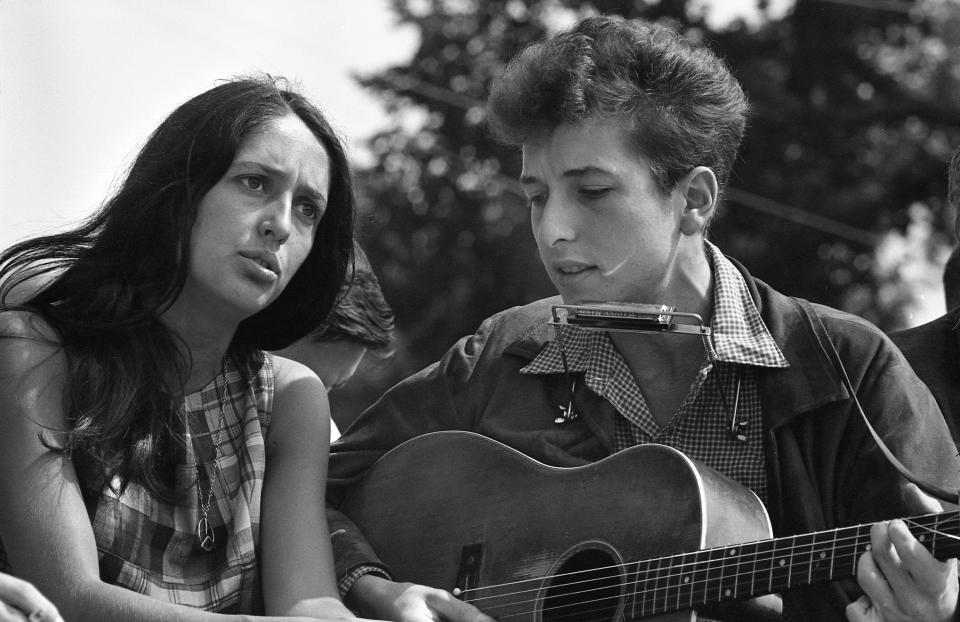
[[628, 511, 960, 618]]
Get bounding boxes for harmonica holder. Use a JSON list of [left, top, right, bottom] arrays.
[[548, 303, 735, 432]]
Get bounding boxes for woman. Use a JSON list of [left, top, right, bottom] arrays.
[[0, 77, 377, 621]]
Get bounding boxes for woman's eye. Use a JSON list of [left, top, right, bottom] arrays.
[[296, 202, 322, 222], [241, 175, 266, 192]]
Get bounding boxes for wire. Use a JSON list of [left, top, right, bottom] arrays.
[[814, 0, 924, 14], [724, 188, 881, 246]]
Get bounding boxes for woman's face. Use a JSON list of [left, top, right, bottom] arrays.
[[179, 113, 331, 323]]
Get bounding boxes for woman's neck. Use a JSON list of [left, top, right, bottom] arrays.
[[160, 301, 238, 392]]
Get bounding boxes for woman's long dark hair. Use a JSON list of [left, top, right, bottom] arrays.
[[0, 76, 355, 500]]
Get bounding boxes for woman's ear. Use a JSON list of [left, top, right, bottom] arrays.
[[678, 166, 719, 236]]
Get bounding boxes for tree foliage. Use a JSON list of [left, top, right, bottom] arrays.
[[335, 0, 960, 421]]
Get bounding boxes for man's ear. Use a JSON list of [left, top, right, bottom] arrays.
[[678, 166, 719, 236]]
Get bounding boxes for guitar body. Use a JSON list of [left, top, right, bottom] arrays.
[[341, 431, 778, 621]]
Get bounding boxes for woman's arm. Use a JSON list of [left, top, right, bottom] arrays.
[[261, 356, 356, 620], [0, 572, 62, 622], [0, 313, 353, 622]]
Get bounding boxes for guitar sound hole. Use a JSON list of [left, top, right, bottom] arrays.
[[541, 548, 622, 622]]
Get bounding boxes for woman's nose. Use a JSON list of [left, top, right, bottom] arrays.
[[259, 197, 292, 246]]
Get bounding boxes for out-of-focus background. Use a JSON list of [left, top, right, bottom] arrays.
[[4, 0, 960, 424]]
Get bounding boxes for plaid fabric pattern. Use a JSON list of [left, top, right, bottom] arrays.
[[91, 353, 273, 613], [521, 243, 788, 503], [337, 564, 392, 597]]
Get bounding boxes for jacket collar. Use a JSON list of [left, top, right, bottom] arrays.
[[718, 256, 851, 428]]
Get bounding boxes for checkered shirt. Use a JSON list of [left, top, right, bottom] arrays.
[[91, 353, 273, 613], [521, 242, 788, 503]]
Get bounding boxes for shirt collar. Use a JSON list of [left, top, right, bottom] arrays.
[[521, 243, 788, 375], [706, 241, 789, 368]]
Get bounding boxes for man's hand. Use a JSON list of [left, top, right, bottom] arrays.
[[346, 574, 496, 622], [846, 483, 958, 622]]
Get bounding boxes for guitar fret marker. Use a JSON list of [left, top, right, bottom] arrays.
[[778, 559, 786, 566]]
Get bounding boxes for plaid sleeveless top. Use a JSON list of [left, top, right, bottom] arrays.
[[91, 352, 274, 613]]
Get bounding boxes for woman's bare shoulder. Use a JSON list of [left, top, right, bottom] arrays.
[[0, 308, 58, 338], [0, 309, 64, 374]]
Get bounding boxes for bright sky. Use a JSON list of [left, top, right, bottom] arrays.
[[1, 0, 791, 254], [0, 0, 419, 251]]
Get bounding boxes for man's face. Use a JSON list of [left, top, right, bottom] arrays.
[[520, 118, 686, 304]]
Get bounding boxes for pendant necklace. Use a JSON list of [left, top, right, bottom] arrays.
[[192, 354, 228, 553]]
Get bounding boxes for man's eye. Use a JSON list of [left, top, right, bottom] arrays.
[[526, 195, 546, 210], [579, 187, 611, 198]]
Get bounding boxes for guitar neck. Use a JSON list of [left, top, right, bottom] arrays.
[[629, 511, 960, 618]]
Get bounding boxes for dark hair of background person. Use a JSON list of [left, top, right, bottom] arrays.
[[946, 147, 960, 310], [486, 14, 748, 201], [308, 246, 396, 359], [0, 75, 356, 501]]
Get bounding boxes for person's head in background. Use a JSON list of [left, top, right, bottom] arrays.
[[947, 147, 960, 310], [275, 245, 395, 395]]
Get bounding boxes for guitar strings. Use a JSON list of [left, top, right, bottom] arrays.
[[904, 517, 960, 542], [456, 511, 959, 600], [449, 512, 959, 618], [462, 528, 935, 621]]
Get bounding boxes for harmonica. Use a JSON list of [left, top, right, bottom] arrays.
[[550, 302, 710, 336]]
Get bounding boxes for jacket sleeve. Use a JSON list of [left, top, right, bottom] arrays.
[[835, 319, 960, 520], [324, 317, 498, 581], [772, 305, 960, 622]]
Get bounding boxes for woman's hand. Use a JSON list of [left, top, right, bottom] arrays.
[[846, 483, 958, 622], [346, 575, 496, 622], [0, 573, 63, 622]]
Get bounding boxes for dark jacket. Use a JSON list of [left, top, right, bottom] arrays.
[[328, 265, 960, 621], [890, 306, 960, 447]]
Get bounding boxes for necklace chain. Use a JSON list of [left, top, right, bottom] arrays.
[[192, 354, 228, 552]]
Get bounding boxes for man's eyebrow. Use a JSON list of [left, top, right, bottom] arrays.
[[520, 166, 612, 185], [563, 166, 612, 178]]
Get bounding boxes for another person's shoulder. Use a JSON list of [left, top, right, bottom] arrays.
[[888, 308, 960, 397], [889, 307, 960, 353]]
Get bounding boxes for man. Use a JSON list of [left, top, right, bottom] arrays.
[[275, 245, 396, 437], [891, 147, 960, 446], [328, 16, 960, 621]]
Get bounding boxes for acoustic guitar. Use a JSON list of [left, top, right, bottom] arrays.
[[341, 431, 959, 621]]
